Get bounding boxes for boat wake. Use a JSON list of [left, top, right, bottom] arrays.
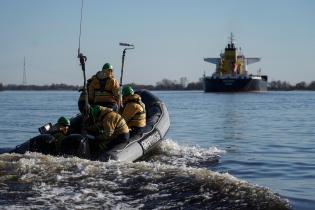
[[0, 139, 290, 210], [145, 139, 223, 168]]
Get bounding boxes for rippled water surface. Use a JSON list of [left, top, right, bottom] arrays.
[[1, 90, 315, 209]]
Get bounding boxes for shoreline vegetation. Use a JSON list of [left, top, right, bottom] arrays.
[[1, 79, 315, 91]]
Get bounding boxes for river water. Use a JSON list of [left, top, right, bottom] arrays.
[[0, 90, 314, 209]]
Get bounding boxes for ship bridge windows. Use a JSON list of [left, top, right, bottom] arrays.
[[226, 43, 236, 50]]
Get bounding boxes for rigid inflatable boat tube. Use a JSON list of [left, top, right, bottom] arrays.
[[155, 103, 170, 138], [108, 102, 170, 162], [109, 142, 143, 161], [139, 129, 162, 154]]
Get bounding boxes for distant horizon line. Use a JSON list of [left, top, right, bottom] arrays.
[[2, 79, 315, 86], [1, 80, 315, 91]]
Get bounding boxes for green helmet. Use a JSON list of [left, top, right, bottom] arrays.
[[102, 63, 113, 71], [122, 86, 134, 97], [90, 105, 101, 119], [57, 116, 70, 126]]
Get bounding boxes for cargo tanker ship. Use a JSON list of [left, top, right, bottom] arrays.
[[203, 33, 267, 92]]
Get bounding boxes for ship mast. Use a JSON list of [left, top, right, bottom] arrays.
[[229, 32, 235, 45], [227, 32, 236, 50]]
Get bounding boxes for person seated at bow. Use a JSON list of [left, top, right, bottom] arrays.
[[51, 116, 70, 151], [30, 116, 71, 155], [120, 86, 146, 137], [82, 63, 120, 113], [87, 105, 129, 156]]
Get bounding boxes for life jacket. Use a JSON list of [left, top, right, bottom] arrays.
[[122, 94, 146, 128], [93, 106, 129, 143], [88, 72, 120, 105]]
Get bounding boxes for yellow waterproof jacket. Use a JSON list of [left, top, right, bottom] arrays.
[[121, 94, 146, 128], [88, 106, 129, 144], [88, 71, 120, 105]]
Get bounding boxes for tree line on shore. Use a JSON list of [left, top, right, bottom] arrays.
[[268, 80, 315, 90], [1, 78, 315, 91], [0, 83, 79, 91]]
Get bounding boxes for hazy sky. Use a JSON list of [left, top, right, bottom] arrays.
[[0, 0, 314, 86]]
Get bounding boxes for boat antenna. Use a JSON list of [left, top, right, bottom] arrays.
[[119, 43, 135, 87], [78, 0, 84, 57], [77, 0, 89, 134], [119, 42, 135, 106]]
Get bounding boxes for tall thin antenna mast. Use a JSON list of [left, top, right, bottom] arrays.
[[23, 56, 27, 85], [229, 32, 235, 44], [78, 0, 84, 56]]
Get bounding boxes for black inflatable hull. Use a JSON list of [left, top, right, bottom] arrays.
[[1, 90, 170, 162]]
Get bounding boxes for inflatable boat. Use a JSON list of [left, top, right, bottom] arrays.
[[0, 90, 170, 162]]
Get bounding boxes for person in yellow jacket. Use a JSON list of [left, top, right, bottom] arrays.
[[87, 63, 120, 111], [87, 105, 129, 153], [120, 86, 146, 137]]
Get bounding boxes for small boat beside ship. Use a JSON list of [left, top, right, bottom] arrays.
[[203, 33, 268, 92]]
